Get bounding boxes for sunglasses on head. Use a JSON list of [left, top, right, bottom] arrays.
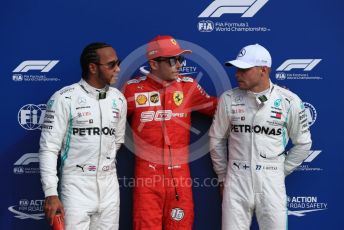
[[153, 56, 185, 66], [95, 59, 121, 69]]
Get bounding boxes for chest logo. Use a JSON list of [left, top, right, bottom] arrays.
[[274, 99, 281, 107], [112, 99, 118, 109], [136, 94, 148, 105], [150, 93, 160, 103], [173, 91, 184, 106], [135, 92, 161, 107]]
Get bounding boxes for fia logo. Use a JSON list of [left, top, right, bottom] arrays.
[[198, 20, 214, 32], [275, 72, 286, 80], [18, 104, 46, 130], [12, 74, 23, 81], [303, 102, 317, 127]]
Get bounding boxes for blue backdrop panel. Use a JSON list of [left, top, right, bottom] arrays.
[[1, 0, 343, 229]]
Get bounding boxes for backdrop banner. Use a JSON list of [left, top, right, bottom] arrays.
[[1, 0, 343, 229]]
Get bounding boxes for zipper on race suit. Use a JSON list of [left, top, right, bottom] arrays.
[[96, 93, 103, 212], [162, 86, 179, 201]]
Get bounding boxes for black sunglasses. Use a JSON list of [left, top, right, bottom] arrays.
[[154, 56, 185, 67], [95, 59, 121, 69]]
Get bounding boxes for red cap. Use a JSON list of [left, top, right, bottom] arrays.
[[146, 35, 192, 60]]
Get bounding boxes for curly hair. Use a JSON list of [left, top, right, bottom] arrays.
[[80, 42, 111, 79]]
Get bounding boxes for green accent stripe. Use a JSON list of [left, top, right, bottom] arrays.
[[60, 111, 73, 170], [282, 106, 291, 148]]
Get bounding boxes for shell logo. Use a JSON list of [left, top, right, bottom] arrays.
[[136, 94, 148, 105]]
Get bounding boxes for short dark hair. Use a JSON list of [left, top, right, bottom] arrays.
[[80, 42, 112, 79]]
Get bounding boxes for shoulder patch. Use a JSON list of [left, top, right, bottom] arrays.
[[59, 86, 75, 95], [127, 79, 140, 85], [127, 76, 147, 85], [196, 84, 210, 98], [181, 77, 194, 82], [274, 85, 297, 103]]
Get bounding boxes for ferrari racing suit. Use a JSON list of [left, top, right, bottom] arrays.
[[209, 82, 312, 230], [123, 74, 217, 230], [39, 79, 127, 230]]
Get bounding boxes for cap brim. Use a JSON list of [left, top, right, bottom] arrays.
[[178, 49, 192, 55], [224, 60, 254, 69], [148, 49, 192, 60], [162, 49, 192, 57]]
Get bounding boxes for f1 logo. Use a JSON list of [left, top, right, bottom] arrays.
[[13, 60, 59, 73], [304, 150, 322, 163], [199, 0, 269, 18], [14, 153, 39, 166], [276, 59, 321, 71]]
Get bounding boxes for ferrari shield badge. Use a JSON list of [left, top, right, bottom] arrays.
[[173, 91, 183, 106]]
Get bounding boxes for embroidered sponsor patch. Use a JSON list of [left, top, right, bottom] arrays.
[[135, 92, 161, 107], [171, 208, 184, 221], [173, 91, 183, 106]]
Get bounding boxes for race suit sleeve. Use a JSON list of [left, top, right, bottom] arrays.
[[122, 83, 135, 117], [115, 95, 127, 151], [209, 93, 230, 182], [39, 92, 70, 197], [191, 81, 218, 116], [284, 98, 312, 176]]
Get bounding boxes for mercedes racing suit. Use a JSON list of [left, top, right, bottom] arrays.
[[209, 82, 312, 230], [123, 74, 217, 230], [39, 79, 127, 230]]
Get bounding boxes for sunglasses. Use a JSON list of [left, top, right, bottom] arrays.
[[95, 59, 121, 69], [154, 56, 185, 67]]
